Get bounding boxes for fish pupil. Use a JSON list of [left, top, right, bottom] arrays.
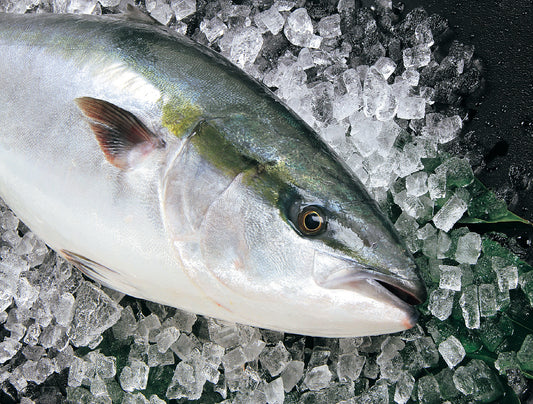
[[304, 212, 321, 231]]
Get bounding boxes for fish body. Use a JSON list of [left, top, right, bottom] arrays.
[[0, 13, 426, 337]]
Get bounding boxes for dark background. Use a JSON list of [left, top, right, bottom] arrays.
[[399, 0, 533, 221]]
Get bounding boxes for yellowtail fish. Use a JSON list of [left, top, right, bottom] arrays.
[[0, 13, 426, 337]]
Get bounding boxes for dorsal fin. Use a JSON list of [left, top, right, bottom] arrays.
[[123, 3, 161, 25], [76, 97, 164, 169]]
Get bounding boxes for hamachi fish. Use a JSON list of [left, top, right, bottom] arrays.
[[0, 12, 426, 337]]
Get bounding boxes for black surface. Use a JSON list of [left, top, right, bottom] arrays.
[[400, 0, 533, 225]]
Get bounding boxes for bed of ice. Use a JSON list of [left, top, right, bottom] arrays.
[[0, 0, 532, 403]]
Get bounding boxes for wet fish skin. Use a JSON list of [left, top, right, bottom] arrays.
[[0, 13, 426, 337]]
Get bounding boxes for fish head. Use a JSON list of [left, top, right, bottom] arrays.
[[162, 113, 426, 337]]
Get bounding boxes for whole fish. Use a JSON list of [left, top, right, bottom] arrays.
[[0, 12, 426, 337]]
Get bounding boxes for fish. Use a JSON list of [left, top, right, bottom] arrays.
[[0, 12, 426, 337]]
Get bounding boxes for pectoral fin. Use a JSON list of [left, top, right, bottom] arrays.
[[76, 97, 164, 169], [61, 249, 118, 283], [61, 250, 140, 298]]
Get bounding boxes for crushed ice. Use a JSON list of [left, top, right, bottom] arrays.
[[0, 0, 531, 403]]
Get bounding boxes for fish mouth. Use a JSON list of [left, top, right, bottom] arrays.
[[317, 264, 427, 307]]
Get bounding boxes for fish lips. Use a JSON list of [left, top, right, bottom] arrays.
[[315, 256, 427, 310]]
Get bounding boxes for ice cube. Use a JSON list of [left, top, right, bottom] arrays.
[[24, 323, 41, 346], [494, 351, 520, 375], [67, 282, 121, 347], [439, 265, 462, 291], [9, 365, 27, 392], [280, 360, 304, 392], [373, 57, 396, 79], [68, 356, 87, 388], [337, 0, 356, 13], [478, 283, 497, 317], [208, 320, 240, 348], [414, 337, 439, 368], [0, 210, 18, 231], [417, 374, 441, 403], [222, 347, 247, 371], [375, 121, 401, 160], [394, 371, 415, 404], [229, 27, 263, 68], [149, 395, 166, 404], [14, 276, 39, 310], [166, 359, 206, 400], [453, 359, 502, 401], [51, 292, 75, 327], [150, 3, 173, 25], [90, 374, 108, 397], [403, 44, 431, 69], [112, 305, 137, 340], [303, 364, 332, 391], [310, 81, 334, 124], [428, 288, 454, 320], [243, 338, 266, 362], [394, 144, 425, 178], [0, 338, 21, 364], [460, 285, 480, 329], [156, 327, 180, 353], [170, 0, 196, 21], [337, 353, 365, 382], [264, 377, 284, 404], [432, 194, 467, 232], [438, 336, 465, 368], [427, 171, 446, 200], [172, 309, 196, 333], [66, 0, 98, 14], [455, 232, 481, 264], [255, 7, 285, 35], [284, 8, 322, 48], [402, 68, 420, 86], [415, 21, 434, 46], [119, 360, 150, 392], [379, 336, 405, 361], [171, 333, 196, 361], [517, 334, 533, 372], [424, 114, 463, 144], [296, 48, 314, 70], [363, 69, 397, 121], [318, 14, 341, 39], [348, 114, 381, 157], [405, 172, 428, 197], [519, 270, 533, 306], [492, 257, 518, 292], [259, 341, 290, 377], [342, 69, 361, 96], [393, 191, 433, 220], [396, 96, 425, 119], [356, 379, 389, 402], [135, 313, 161, 344], [200, 17, 227, 43]]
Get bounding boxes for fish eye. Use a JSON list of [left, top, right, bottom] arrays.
[[297, 206, 326, 236]]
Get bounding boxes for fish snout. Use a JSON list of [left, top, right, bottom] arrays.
[[314, 253, 427, 308]]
